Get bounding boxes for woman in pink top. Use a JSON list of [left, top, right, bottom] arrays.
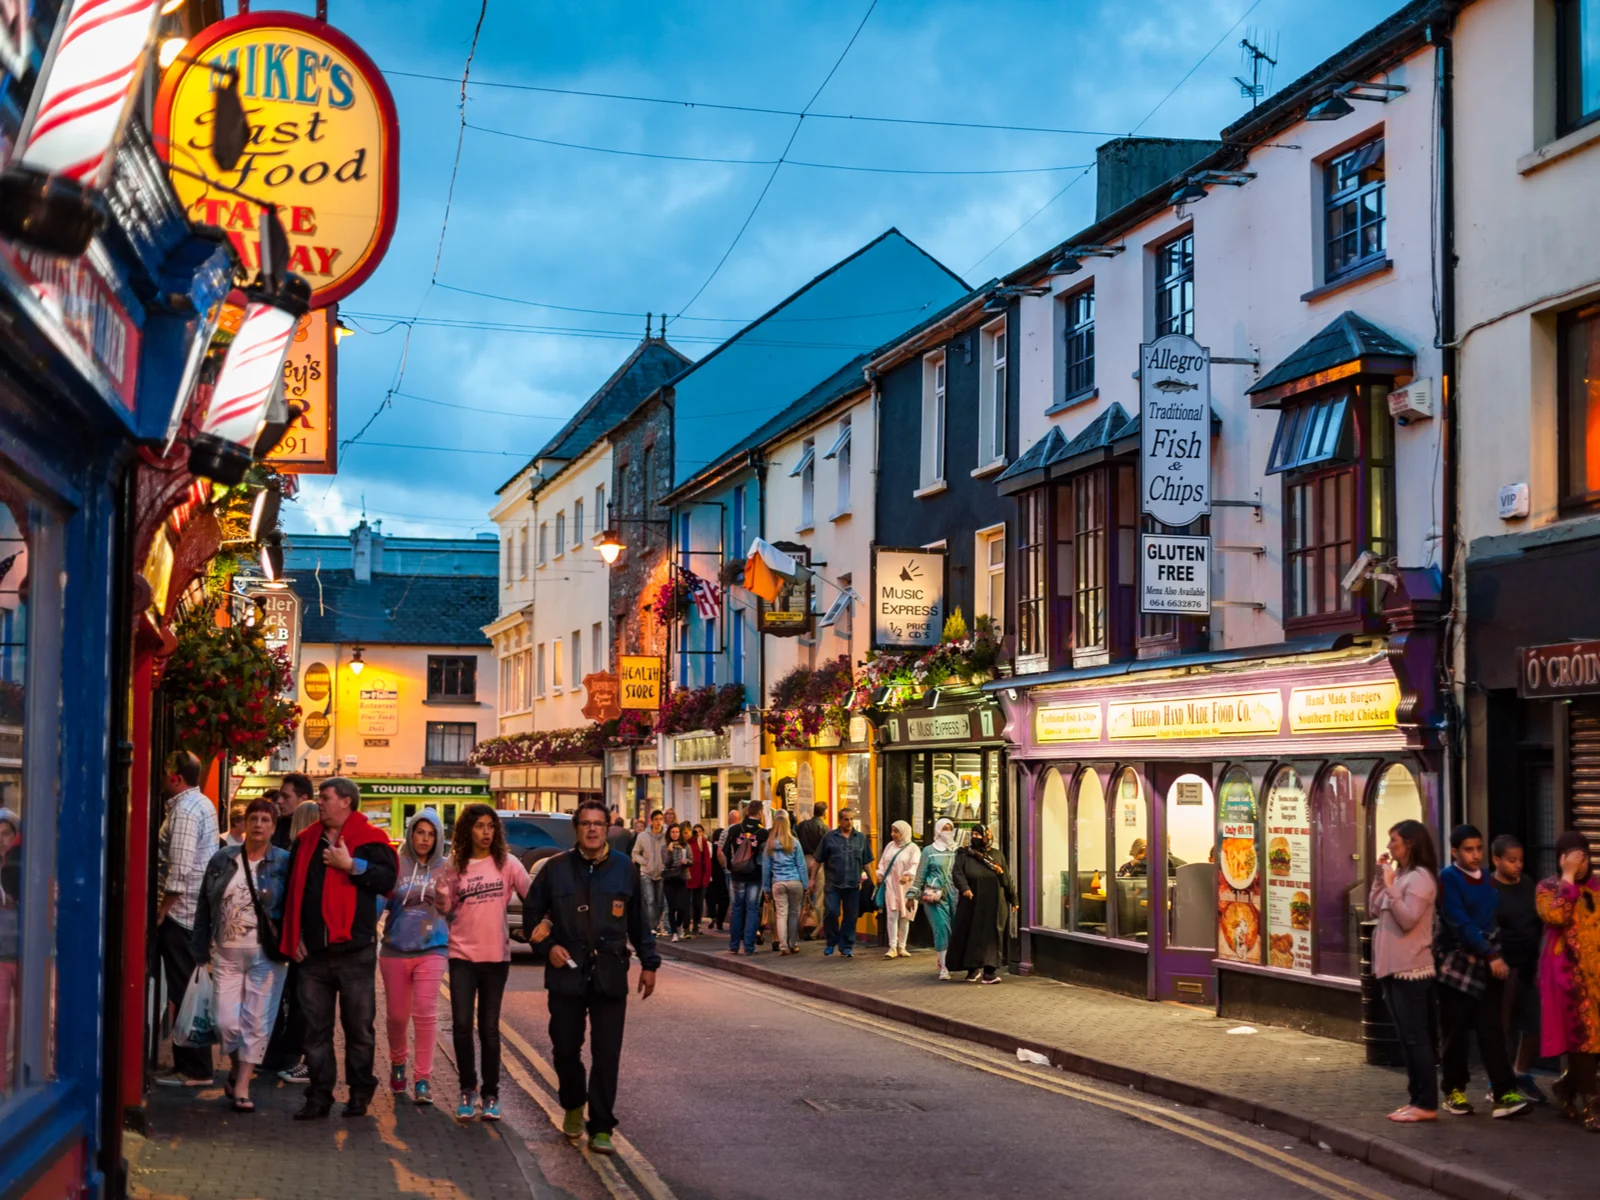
[[435, 804, 529, 1122], [1368, 818, 1440, 1123]]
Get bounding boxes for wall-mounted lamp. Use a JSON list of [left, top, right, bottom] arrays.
[[1167, 170, 1256, 208], [1047, 245, 1125, 276], [982, 284, 1050, 313], [349, 644, 365, 676], [596, 529, 624, 565], [1305, 80, 1408, 122]]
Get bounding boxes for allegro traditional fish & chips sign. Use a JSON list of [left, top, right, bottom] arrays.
[[152, 13, 399, 305]]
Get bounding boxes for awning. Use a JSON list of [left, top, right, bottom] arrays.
[[1246, 312, 1413, 409]]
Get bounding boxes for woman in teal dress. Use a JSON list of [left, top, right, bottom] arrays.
[[914, 819, 959, 979]]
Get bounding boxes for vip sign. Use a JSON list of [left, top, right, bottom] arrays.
[[872, 546, 946, 649], [218, 303, 337, 473], [1139, 334, 1211, 526], [153, 13, 400, 306], [1140, 534, 1209, 615]]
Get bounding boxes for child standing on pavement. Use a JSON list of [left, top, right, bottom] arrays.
[[435, 804, 530, 1123]]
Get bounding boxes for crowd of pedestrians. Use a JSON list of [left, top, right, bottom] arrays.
[[1369, 820, 1600, 1134]]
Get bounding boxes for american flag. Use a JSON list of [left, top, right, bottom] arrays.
[[687, 573, 721, 622]]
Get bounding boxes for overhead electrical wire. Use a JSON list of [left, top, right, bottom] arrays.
[[433, 282, 933, 326], [340, 309, 879, 350]]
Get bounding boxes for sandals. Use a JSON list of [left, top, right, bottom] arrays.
[[231, 1096, 255, 1114], [1386, 1106, 1436, 1122]]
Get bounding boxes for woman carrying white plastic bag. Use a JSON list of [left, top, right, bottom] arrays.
[[173, 964, 216, 1049]]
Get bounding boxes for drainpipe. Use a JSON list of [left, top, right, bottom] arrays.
[[747, 448, 768, 717], [1428, 16, 1461, 825]]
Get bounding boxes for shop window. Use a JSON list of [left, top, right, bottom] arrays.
[[427, 655, 477, 703], [426, 722, 476, 766], [1276, 384, 1395, 631], [1164, 774, 1216, 949], [1072, 770, 1109, 936], [1111, 769, 1149, 942], [1558, 303, 1600, 511], [1216, 768, 1263, 964], [1371, 762, 1423, 864], [835, 754, 867, 823], [1314, 766, 1360, 978], [1264, 767, 1313, 974], [1324, 139, 1386, 281], [932, 752, 989, 829], [1038, 770, 1070, 929], [1557, 0, 1600, 135], [1154, 232, 1194, 337]]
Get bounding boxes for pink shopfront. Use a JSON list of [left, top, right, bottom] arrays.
[[995, 640, 1440, 1040]]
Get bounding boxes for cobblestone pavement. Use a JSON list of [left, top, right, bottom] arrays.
[[659, 933, 1595, 1200]]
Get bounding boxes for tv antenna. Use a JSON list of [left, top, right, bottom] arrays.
[[1234, 32, 1278, 108]]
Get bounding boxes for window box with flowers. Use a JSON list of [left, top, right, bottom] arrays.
[[768, 655, 854, 749], [655, 683, 747, 736]]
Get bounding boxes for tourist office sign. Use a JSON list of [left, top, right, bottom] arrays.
[[871, 546, 947, 649], [153, 12, 400, 306]]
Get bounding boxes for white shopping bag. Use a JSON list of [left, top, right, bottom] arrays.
[[172, 965, 216, 1048]]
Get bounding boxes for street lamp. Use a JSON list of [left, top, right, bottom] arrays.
[[596, 529, 624, 565], [349, 645, 365, 676]]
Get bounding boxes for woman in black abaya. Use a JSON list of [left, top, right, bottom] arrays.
[[948, 825, 1018, 983]]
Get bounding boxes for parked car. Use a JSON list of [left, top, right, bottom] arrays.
[[500, 811, 575, 958]]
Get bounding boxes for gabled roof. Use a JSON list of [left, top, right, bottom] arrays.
[[996, 403, 1139, 495], [496, 337, 693, 494], [667, 352, 873, 501], [1246, 311, 1414, 405], [293, 571, 498, 646]]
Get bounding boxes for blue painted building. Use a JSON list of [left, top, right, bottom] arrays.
[[0, 13, 238, 1196]]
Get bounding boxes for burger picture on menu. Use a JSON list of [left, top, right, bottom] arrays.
[[1268, 836, 1291, 877], [1290, 890, 1312, 930]]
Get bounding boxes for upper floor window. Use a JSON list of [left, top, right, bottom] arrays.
[[1017, 493, 1047, 659], [537, 522, 548, 566], [731, 485, 746, 558], [824, 416, 852, 515], [594, 484, 605, 535], [503, 536, 512, 584], [1325, 138, 1386, 281], [980, 319, 1007, 466], [570, 629, 582, 683], [1558, 0, 1600, 134], [591, 621, 603, 676], [976, 525, 1006, 637], [552, 637, 564, 691], [518, 526, 529, 578], [426, 722, 476, 766], [535, 643, 547, 697], [616, 457, 630, 517], [1155, 233, 1194, 337], [791, 437, 816, 529], [920, 351, 947, 489], [1064, 287, 1095, 401], [1559, 302, 1600, 510], [1267, 383, 1395, 628], [427, 655, 477, 702], [573, 497, 584, 546], [554, 510, 566, 557], [642, 444, 655, 517]]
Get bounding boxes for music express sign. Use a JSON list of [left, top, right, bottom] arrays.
[[1139, 334, 1211, 526]]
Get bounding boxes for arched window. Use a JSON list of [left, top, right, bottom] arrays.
[[1073, 770, 1108, 935], [1111, 768, 1149, 942], [1372, 762, 1423, 857], [1040, 769, 1070, 929], [1165, 773, 1215, 949], [1263, 767, 1310, 973], [1314, 765, 1358, 978]]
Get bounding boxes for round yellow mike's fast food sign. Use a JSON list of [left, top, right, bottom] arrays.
[[153, 13, 399, 306]]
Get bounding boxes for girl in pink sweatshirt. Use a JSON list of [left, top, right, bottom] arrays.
[[435, 804, 529, 1122]]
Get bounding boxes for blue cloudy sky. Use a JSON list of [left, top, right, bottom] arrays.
[[276, 0, 1401, 540]]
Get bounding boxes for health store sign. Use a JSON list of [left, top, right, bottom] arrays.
[[1263, 769, 1313, 975], [1139, 335, 1211, 614]]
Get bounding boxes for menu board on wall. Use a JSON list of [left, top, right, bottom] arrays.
[[1215, 775, 1262, 963], [1264, 774, 1313, 974]]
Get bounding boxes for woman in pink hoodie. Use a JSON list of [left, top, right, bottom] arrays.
[[435, 804, 529, 1123]]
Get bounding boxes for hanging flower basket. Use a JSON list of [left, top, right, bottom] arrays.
[[651, 576, 692, 627], [164, 605, 299, 765]]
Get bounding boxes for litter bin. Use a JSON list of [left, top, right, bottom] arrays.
[[1359, 919, 1404, 1067]]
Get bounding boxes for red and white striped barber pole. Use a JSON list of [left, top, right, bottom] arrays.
[[0, 0, 162, 256]]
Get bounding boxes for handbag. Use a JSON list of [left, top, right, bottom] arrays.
[[920, 881, 945, 904], [873, 844, 908, 911], [240, 852, 291, 964]]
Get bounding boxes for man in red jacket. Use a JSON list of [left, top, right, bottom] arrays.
[[280, 777, 397, 1119]]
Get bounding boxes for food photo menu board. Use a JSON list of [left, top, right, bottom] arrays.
[[1215, 772, 1262, 963], [1264, 770, 1313, 975]]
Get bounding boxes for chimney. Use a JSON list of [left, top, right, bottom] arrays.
[[351, 519, 373, 583], [371, 520, 385, 576], [1094, 137, 1224, 222]]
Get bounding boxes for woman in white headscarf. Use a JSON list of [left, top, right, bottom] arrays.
[[875, 821, 922, 958], [914, 819, 959, 979]]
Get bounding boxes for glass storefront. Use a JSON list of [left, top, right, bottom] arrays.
[[1111, 768, 1149, 942], [1164, 773, 1215, 950]]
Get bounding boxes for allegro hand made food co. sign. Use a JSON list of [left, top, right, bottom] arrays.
[[153, 13, 399, 305]]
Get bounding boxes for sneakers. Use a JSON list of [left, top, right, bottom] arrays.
[[456, 1090, 479, 1121], [589, 1131, 615, 1155], [980, 973, 1002, 985], [938, 967, 951, 981], [562, 1107, 585, 1141], [1492, 1091, 1532, 1119], [153, 1070, 211, 1088], [414, 1079, 433, 1106], [1443, 1089, 1474, 1116], [481, 1096, 503, 1122], [823, 945, 835, 956], [884, 948, 900, 958], [278, 1062, 309, 1084], [1515, 1073, 1549, 1105], [390, 1063, 407, 1093]]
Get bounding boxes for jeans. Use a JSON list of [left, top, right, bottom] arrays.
[[1440, 977, 1516, 1097], [824, 886, 861, 954], [664, 879, 691, 935], [379, 953, 447, 1080], [1381, 975, 1438, 1111], [640, 877, 666, 933], [771, 880, 805, 949], [728, 879, 762, 951], [689, 886, 705, 931], [157, 917, 212, 1079], [448, 958, 510, 1098], [212, 945, 288, 1064], [548, 989, 628, 1135], [298, 944, 378, 1109]]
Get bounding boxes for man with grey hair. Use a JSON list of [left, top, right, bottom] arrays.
[[279, 776, 397, 1119]]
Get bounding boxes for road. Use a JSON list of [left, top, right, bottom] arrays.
[[460, 953, 1437, 1200]]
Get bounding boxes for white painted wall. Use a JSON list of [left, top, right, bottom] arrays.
[[1016, 44, 1443, 650]]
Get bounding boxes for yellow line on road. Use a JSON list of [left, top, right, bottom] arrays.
[[684, 964, 1392, 1200]]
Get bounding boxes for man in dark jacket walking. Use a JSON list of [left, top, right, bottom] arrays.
[[280, 777, 398, 1119], [813, 808, 875, 958], [525, 797, 659, 1156], [719, 800, 769, 954]]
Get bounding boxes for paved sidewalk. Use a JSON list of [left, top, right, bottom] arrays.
[[128, 1019, 543, 1200], [660, 936, 1594, 1200]]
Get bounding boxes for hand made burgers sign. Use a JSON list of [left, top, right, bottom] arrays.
[[153, 13, 399, 305]]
